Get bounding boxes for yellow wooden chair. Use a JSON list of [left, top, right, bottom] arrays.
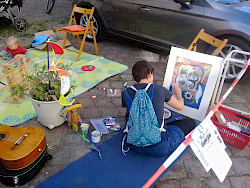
[[166, 29, 228, 62], [57, 5, 98, 61], [188, 29, 228, 56]]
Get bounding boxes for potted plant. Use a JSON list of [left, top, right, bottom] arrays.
[[9, 58, 75, 129]]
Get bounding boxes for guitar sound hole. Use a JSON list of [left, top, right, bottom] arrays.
[[0, 134, 5, 140]]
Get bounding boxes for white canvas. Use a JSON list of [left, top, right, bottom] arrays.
[[163, 47, 223, 121]]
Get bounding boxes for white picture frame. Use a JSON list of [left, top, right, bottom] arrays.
[[163, 47, 223, 121]]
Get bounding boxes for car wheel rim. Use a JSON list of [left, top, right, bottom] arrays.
[[15, 19, 27, 31], [218, 44, 247, 80], [80, 14, 98, 39]]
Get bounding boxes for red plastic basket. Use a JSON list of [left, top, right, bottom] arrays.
[[211, 106, 250, 150]]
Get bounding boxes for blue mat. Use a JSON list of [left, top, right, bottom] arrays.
[[38, 111, 189, 188]]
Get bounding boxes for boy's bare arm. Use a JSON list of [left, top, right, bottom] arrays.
[[166, 85, 184, 111]]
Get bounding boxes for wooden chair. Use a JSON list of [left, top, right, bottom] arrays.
[[57, 5, 98, 61], [188, 29, 228, 56]]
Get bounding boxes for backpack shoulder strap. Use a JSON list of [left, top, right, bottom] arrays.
[[129, 85, 137, 92], [146, 83, 154, 100], [124, 84, 154, 111], [145, 83, 152, 91], [124, 88, 133, 112]]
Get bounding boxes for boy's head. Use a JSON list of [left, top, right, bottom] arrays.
[[132, 60, 154, 82], [6, 36, 18, 50]]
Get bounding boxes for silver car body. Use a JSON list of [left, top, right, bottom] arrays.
[[73, 0, 250, 50]]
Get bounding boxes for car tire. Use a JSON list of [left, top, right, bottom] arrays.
[[75, 10, 104, 41], [207, 36, 250, 82]]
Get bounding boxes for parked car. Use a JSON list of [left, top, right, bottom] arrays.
[[72, 0, 250, 81]]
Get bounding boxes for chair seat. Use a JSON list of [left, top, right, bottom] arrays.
[[62, 25, 86, 32]]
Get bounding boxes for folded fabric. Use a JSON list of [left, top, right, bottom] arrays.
[[62, 25, 86, 32], [32, 35, 56, 47]]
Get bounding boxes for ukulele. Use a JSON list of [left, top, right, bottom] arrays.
[[0, 125, 46, 170]]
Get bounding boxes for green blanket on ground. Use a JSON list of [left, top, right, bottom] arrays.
[[0, 47, 128, 126]]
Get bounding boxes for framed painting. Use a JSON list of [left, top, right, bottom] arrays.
[[163, 47, 223, 121]]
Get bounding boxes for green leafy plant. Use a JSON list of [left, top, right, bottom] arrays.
[[9, 62, 75, 102], [9, 82, 28, 100]]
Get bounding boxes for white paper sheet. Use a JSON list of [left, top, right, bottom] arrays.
[[191, 119, 232, 182]]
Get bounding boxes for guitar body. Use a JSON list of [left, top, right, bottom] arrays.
[[0, 125, 46, 170]]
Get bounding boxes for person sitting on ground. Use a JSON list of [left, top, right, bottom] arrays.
[[0, 36, 30, 62], [122, 60, 196, 156]]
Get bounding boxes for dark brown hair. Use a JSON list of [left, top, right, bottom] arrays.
[[132, 60, 154, 82]]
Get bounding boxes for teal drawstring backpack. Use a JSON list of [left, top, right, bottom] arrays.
[[122, 84, 161, 151]]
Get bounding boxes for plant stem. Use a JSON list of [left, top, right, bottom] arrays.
[[47, 39, 51, 91]]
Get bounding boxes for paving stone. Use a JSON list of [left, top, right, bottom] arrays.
[[153, 73, 164, 81], [45, 133, 62, 147], [107, 74, 121, 81], [69, 146, 91, 163], [43, 122, 71, 134], [121, 74, 134, 82], [180, 178, 204, 188], [184, 158, 212, 178], [100, 107, 121, 118], [231, 157, 250, 175], [225, 146, 232, 157], [75, 97, 94, 107], [95, 81, 111, 89], [127, 80, 137, 86], [111, 97, 123, 107], [227, 165, 237, 176], [243, 90, 250, 102], [229, 144, 250, 158], [93, 97, 113, 107], [224, 102, 250, 114], [82, 107, 101, 119], [87, 88, 106, 98], [229, 176, 250, 188], [243, 102, 250, 113], [111, 81, 125, 89], [205, 177, 231, 188], [62, 132, 83, 146], [48, 146, 71, 165], [155, 179, 180, 188], [227, 93, 248, 103], [162, 163, 187, 180]]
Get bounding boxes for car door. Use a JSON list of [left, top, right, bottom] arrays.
[[98, 0, 136, 35], [135, 0, 205, 49]]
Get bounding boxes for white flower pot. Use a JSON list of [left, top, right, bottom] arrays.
[[30, 95, 71, 129]]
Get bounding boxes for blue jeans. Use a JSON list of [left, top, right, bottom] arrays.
[[127, 125, 185, 157]]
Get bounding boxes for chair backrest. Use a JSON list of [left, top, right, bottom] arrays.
[[68, 4, 95, 30], [188, 29, 228, 56]]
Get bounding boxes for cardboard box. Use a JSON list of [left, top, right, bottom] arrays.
[[34, 30, 71, 50]]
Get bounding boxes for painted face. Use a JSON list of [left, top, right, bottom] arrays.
[[7, 42, 18, 50]]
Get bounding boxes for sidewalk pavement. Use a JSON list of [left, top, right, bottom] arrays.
[[0, 1, 250, 187]]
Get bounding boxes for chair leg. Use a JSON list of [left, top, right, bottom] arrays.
[[77, 34, 87, 61], [76, 35, 81, 48], [62, 32, 69, 49], [91, 22, 98, 55]]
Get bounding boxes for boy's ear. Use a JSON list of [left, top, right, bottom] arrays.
[[147, 72, 153, 79]]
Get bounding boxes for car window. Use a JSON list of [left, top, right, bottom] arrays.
[[212, 0, 250, 13]]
